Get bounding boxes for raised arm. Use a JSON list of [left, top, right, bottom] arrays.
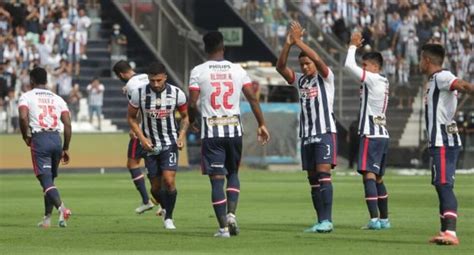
[[344, 32, 365, 81], [242, 85, 270, 145], [290, 21, 329, 78], [276, 33, 295, 83]]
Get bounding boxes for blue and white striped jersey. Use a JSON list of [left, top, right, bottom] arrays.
[[129, 83, 187, 147], [424, 70, 462, 147], [289, 68, 337, 137], [345, 45, 390, 138]]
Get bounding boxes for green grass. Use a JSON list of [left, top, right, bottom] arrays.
[[0, 170, 473, 254]]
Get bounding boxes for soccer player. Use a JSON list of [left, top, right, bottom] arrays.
[[127, 62, 189, 230], [419, 44, 474, 245], [18, 67, 72, 228], [113, 60, 155, 214], [276, 21, 337, 233], [344, 32, 391, 230], [188, 31, 270, 238]]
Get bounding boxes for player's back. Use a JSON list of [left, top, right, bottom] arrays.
[[19, 88, 69, 132], [126, 73, 149, 100], [359, 71, 390, 137], [189, 60, 252, 138]]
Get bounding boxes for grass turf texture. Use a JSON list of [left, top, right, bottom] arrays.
[[0, 170, 472, 255]]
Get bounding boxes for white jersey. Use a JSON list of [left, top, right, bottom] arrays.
[[130, 83, 187, 147], [189, 60, 252, 138], [18, 88, 69, 133], [126, 73, 149, 101], [425, 70, 462, 147], [345, 46, 390, 138], [289, 68, 337, 137]]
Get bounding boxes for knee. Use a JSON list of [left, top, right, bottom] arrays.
[[163, 178, 175, 191]]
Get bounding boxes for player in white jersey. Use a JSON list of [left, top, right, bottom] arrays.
[[113, 60, 156, 214], [188, 31, 270, 238], [419, 44, 474, 246], [18, 67, 72, 228], [276, 22, 337, 233], [345, 32, 391, 230], [128, 62, 189, 230]]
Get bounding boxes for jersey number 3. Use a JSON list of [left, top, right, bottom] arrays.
[[39, 105, 58, 128], [210, 82, 234, 110]]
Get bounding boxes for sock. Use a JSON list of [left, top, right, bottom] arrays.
[[38, 174, 62, 209], [436, 187, 446, 232], [129, 168, 149, 204], [376, 182, 389, 219], [308, 175, 323, 222], [44, 196, 54, 217], [363, 179, 379, 219], [436, 185, 458, 232], [318, 172, 333, 222], [163, 189, 177, 220], [226, 172, 240, 214], [210, 177, 227, 228]]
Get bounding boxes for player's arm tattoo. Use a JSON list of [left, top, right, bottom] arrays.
[[178, 109, 190, 138]]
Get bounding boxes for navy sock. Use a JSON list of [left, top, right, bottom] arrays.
[[363, 179, 378, 219], [318, 172, 333, 222], [436, 185, 458, 232], [376, 182, 389, 219], [436, 188, 446, 231], [226, 172, 240, 214], [210, 177, 227, 228], [38, 174, 62, 209], [308, 175, 323, 222], [129, 168, 149, 204], [44, 196, 54, 216], [163, 189, 177, 220]]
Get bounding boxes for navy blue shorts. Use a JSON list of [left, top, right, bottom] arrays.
[[30, 132, 62, 177], [201, 137, 242, 176], [301, 133, 337, 171], [357, 136, 389, 176], [127, 138, 145, 160], [145, 145, 179, 178], [430, 146, 460, 186]]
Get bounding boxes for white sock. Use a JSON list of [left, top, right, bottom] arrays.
[[445, 230, 457, 237], [370, 218, 378, 222]]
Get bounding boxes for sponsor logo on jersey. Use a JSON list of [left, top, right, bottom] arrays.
[[207, 116, 239, 126]]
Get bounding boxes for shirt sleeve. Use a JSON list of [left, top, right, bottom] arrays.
[[241, 67, 252, 88], [177, 88, 188, 111], [323, 67, 335, 85], [437, 71, 458, 91], [18, 94, 28, 109], [129, 88, 140, 108], [344, 45, 365, 82], [59, 97, 70, 113], [188, 67, 200, 91]]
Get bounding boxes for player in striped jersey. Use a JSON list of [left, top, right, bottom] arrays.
[[188, 31, 270, 238], [344, 32, 391, 230], [419, 44, 474, 245], [19, 67, 72, 228], [127, 62, 189, 230], [276, 22, 337, 233], [113, 60, 156, 215]]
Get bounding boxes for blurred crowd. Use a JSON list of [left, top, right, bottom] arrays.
[[232, 0, 474, 109], [0, 0, 102, 133]]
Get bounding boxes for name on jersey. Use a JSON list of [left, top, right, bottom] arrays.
[[145, 109, 172, 119], [300, 87, 318, 99], [211, 73, 232, 80], [38, 98, 54, 104], [35, 91, 53, 96], [208, 64, 231, 71], [207, 116, 239, 126]]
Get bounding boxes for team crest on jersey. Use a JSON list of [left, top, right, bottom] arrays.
[[155, 98, 161, 106]]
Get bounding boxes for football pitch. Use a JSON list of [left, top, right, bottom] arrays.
[[0, 170, 472, 254]]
